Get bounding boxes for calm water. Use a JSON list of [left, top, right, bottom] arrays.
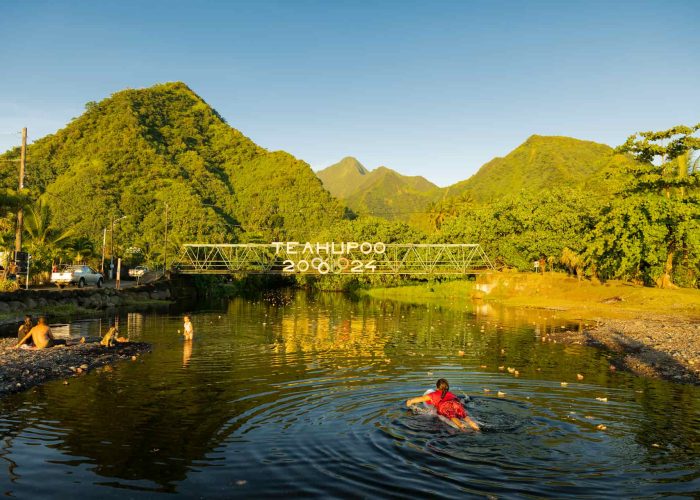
[[1, 291, 699, 498]]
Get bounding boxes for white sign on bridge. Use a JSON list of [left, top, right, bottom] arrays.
[[174, 242, 494, 275]]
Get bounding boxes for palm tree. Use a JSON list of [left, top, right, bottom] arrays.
[[25, 201, 73, 245], [24, 200, 74, 270], [69, 236, 95, 264]]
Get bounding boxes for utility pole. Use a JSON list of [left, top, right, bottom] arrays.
[[14, 127, 27, 253], [100, 227, 107, 274], [109, 215, 126, 279], [110, 216, 114, 279], [164, 203, 168, 272]]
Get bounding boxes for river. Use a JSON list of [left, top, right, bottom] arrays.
[[1, 290, 698, 497]]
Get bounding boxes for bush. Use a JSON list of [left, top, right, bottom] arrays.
[[0, 279, 19, 292]]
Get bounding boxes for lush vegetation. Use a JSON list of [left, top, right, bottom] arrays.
[[317, 157, 441, 222], [0, 82, 347, 276], [427, 126, 700, 288], [0, 81, 696, 290], [441, 135, 631, 203]]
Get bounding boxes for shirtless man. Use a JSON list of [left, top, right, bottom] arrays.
[[16, 316, 65, 349]]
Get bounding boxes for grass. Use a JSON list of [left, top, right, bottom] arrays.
[[0, 298, 172, 327], [364, 272, 700, 321]]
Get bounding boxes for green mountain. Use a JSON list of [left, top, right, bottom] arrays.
[[0, 82, 347, 265], [443, 135, 627, 202], [316, 156, 369, 199], [318, 136, 630, 226], [317, 159, 440, 220]]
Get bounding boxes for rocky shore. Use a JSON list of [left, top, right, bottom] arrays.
[[0, 338, 151, 397], [0, 283, 172, 327], [542, 316, 700, 385]]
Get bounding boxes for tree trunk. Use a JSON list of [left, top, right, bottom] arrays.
[[656, 251, 678, 289]]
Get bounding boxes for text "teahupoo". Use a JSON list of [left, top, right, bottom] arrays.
[[271, 242, 386, 255]]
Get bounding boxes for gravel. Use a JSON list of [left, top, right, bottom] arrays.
[[541, 316, 700, 384], [0, 338, 151, 397]]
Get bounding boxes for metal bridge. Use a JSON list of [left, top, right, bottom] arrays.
[[173, 243, 494, 276]]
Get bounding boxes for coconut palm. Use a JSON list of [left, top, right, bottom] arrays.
[[69, 236, 96, 264], [24, 200, 75, 271]]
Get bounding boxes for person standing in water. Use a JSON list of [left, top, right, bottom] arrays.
[[183, 315, 194, 340], [406, 378, 480, 431]]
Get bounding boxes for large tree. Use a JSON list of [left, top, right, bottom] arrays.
[[588, 124, 700, 287]]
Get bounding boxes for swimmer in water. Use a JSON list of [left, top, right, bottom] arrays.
[[406, 378, 480, 431], [183, 315, 194, 340]]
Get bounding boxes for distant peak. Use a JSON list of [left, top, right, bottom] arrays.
[[333, 156, 368, 175], [151, 81, 194, 92], [522, 134, 609, 147]]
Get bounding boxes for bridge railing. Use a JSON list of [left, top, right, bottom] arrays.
[[173, 243, 494, 275]]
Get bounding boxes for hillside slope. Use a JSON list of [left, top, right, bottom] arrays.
[[317, 159, 440, 220], [345, 167, 441, 220], [0, 82, 347, 257], [443, 135, 625, 202], [316, 157, 369, 199]]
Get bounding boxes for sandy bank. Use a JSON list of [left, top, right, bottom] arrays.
[[0, 338, 151, 398], [366, 273, 700, 385]]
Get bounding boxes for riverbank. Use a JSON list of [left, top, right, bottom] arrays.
[[0, 283, 173, 328], [0, 338, 151, 398], [365, 273, 700, 384]]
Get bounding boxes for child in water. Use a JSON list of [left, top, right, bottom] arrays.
[[406, 378, 480, 431], [183, 315, 194, 340]]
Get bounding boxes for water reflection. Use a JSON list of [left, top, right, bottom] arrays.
[[182, 339, 192, 367], [0, 291, 698, 497]]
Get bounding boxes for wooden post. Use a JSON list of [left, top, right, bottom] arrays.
[[14, 127, 27, 253], [25, 255, 30, 290], [110, 217, 114, 279], [100, 227, 107, 274], [116, 258, 121, 290]]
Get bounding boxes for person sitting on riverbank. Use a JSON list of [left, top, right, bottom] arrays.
[[183, 315, 194, 340], [17, 315, 34, 347], [406, 378, 481, 431], [16, 317, 66, 349]]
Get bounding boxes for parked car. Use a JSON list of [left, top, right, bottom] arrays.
[[51, 265, 103, 288], [128, 265, 149, 278]]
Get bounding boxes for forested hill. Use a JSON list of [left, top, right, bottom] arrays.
[[318, 136, 630, 223], [316, 157, 369, 199], [317, 158, 440, 220], [442, 135, 627, 202], [0, 82, 348, 257]]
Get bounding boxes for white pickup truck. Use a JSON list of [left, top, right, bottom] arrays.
[[128, 265, 149, 278], [51, 265, 104, 288]]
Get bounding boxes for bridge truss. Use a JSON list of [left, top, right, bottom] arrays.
[[173, 243, 494, 276]]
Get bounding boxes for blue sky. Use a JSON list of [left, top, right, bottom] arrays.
[[1, 0, 698, 186]]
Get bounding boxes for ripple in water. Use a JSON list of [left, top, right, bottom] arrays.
[[0, 292, 698, 498]]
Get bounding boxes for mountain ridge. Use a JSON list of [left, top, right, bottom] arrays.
[[317, 158, 440, 220]]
